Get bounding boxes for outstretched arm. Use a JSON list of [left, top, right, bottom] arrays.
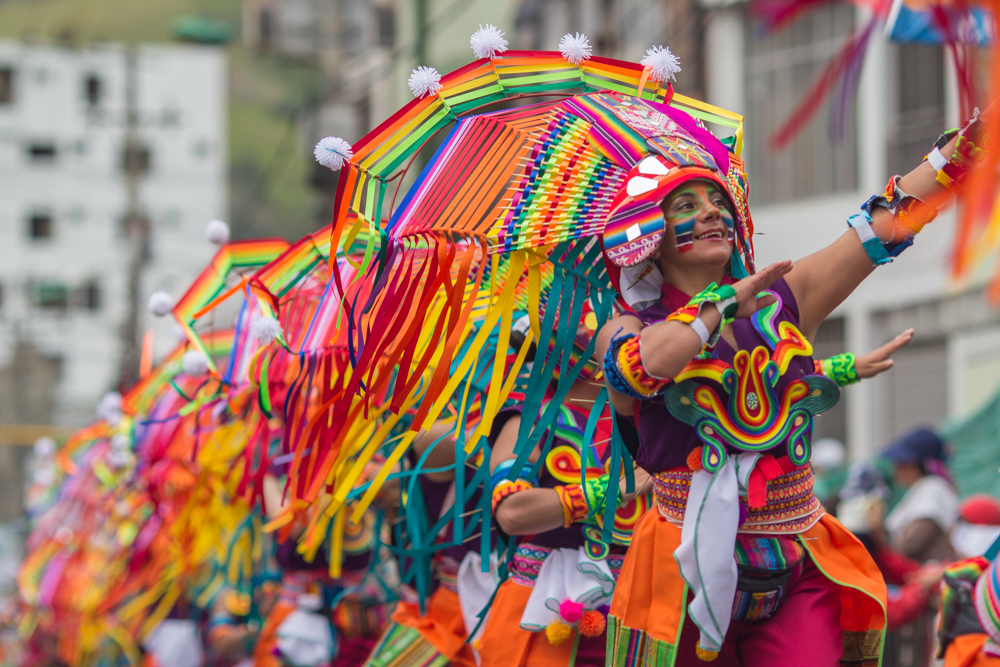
[[787, 134, 960, 340], [815, 328, 914, 385]]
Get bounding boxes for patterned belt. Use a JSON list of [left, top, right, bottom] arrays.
[[509, 543, 625, 587], [653, 465, 824, 534]]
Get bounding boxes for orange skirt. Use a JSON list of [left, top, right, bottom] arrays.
[[254, 600, 296, 667], [945, 634, 1000, 667], [389, 586, 478, 667], [608, 511, 887, 667], [478, 579, 607, 667]]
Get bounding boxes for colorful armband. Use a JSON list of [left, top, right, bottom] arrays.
[[814, 353, 859, 387], [603, 331, 671, 399], [851, 175, 938, 267], [490, 459, 539, 513], [491, 479, 535, 514], [665, 282, 738, 352], [554, 475, 614, 528]]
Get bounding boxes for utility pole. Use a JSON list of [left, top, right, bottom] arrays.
[[118, 43, 149, 391], [415, 0, 428, 66]]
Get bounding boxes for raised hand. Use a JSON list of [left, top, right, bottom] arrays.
[[731, 260, 793, 319], [855, 329, 914, 379]]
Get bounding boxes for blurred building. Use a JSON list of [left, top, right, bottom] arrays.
[[0, 41, 227, 427], [242, 0, 519, 211]]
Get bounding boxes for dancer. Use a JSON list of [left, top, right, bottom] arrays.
[[595, 96, 984, 664], [479, 369, 654, 667]]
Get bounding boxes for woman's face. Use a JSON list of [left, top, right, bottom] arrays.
[[893, 462, 924, 488], [655, 179, 735, 270]]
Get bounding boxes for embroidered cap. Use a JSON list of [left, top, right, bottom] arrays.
[[600, 137, 755, 292]]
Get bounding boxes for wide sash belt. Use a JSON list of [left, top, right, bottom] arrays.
[[653, 464, 824, 534]]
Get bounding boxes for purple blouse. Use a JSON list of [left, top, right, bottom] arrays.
[[624, 278, 821, 474], [417, 471, 484, 561]]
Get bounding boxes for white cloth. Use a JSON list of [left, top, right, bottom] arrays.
[[952, 521, 1000, 559], [674, 452, 758, 654], [519, 547, 616, 631], [885, 474, 960, 542], [457, 551, 499, 644], [143, 619, 205, 667], [276, 609, 335, 667], [458, 551, 500, 665], [618, 261, 664, 310]]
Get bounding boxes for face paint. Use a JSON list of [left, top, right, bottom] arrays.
[[664, 183, 734, 253]]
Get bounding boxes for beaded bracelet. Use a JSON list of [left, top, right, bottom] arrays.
[[814, 353, 860, 387], [554, 474, 613, 528], [491, 479, 535, 514], [603, 331, 671, 399], [665, 282, 738, 352]]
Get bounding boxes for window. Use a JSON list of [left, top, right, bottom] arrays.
[[83, 74, 102, 107], [259, 7, 274, 50], [887, 44, 945, 177], [375, 5, 395, 47], [28, 212, 53, 239], [121, 143, 152, 174], [28, 142, 57, 162], [744, 3, 858, 204], [0, 67, 13, 104], [31, 281, 68, 309], [71, 280, 101, 311]]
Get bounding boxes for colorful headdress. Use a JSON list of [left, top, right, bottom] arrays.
[[597, 99, 755, 290]]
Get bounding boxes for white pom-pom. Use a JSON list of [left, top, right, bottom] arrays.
[[470, 24, 508, 60], [33, 436, 56, 458], [250, 317, 283, 345], [408, 66, 442, 99], [96, 391, 123, 424], [111, 434, 130, 451], [205, 219, 230, 244], [147, 291, 174, 317], [641, 45, 681, 83], [313, 136, 353, 171], [181, 350, 209, 377], [106, 449, 131, 470], [559, 32, 592, 64]]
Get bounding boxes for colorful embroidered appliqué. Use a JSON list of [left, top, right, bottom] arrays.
[[665, 292, 838, 472]]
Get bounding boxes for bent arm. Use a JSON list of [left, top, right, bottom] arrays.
[[489, 414, 564, 536], [489, 412, 652, 536], [595, 313, 715, 417], [787, 135, 959, 339]]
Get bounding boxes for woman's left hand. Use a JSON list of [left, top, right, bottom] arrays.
[[855, 329, 914, 379]]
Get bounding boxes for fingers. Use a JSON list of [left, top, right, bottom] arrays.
[[745, 260, 793, 292], [754, 294, 777, 312], [876, 328, 914, 358], [863, 359, 894, 378]]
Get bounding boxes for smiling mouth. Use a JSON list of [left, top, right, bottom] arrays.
[[695, 229, 726, 241]]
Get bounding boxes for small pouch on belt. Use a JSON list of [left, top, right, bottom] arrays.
[[730, 534, 805, 622]]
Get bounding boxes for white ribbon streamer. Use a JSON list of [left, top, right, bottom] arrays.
[[674, 452, 759, 653]]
